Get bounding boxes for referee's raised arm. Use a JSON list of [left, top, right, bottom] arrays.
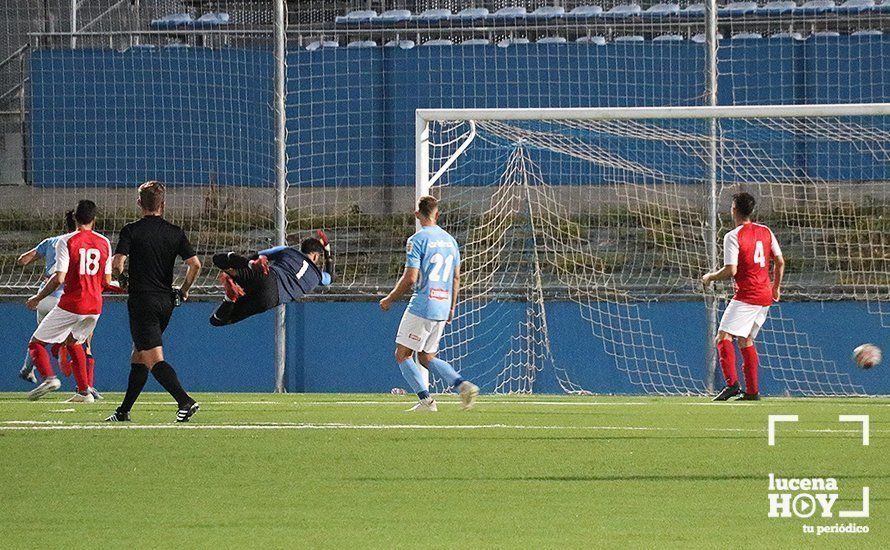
[[105, 181, 201, 423]]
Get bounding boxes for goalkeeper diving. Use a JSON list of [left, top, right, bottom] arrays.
[[210, 231, 334, 326]]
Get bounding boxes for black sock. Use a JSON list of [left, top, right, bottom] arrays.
[[151, 361, 192, 408], [119, 363, 149, 413], [210, 301, 235, 326]]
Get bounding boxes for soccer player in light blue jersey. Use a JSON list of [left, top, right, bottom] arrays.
[[16, 210, 76, 384], [380, 196, 479, 411]]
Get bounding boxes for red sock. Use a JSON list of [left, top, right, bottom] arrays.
[[87, 356, 95, 388], [28, 342, 55, 379], [66, 344, 89, 393], [717, 339, 738, 386], [740, 345, 759, 395]]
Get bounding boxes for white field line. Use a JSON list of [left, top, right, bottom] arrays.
[[2, 399, 887, 407], [0, 421, 886, 433]]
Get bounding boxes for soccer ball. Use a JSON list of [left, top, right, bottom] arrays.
[[853, 344, 881, 369]]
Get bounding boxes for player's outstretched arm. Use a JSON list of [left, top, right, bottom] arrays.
[[379, 267, 419, 311], [772, 255, 785, 302], [17, 246, 39, 266], [26, 271, 64, 310], [179, 256, 202, 301], [701, 264, 737, 288], [449, 264, 460, 323]]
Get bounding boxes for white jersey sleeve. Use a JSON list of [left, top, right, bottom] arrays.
[[768, 228, 783, 257], [723, 229, 739, 266], [102, 234, 113, 275], [54, 234, 70, 274]]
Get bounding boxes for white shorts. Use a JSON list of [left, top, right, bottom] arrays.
[[36, 294, 59, 324], [32, 306, 99, 345], [718, 299, 770, 339], [396, 310, 447, 354]]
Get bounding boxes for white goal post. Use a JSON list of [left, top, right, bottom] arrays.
[[415, 103, 889, 396]]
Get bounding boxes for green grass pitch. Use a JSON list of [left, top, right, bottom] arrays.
[[0, 393, 886, 548]]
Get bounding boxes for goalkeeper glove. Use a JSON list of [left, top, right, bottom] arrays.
[[316, 229, 332, 257], [249, 255, 270, 275]]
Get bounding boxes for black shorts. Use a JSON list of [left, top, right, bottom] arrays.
[[228, 267, 280, 323], [127, 292, 175, 351]]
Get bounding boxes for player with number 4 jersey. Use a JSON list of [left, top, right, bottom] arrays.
[[380, 196, 479, 412], [25, 200, 113, 402], [702, 192, 785, 402]]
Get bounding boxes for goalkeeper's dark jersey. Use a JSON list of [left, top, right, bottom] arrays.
[[259, 246, 332, 305]]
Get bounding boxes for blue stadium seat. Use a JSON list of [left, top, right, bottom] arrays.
[[530, 6, 566, 18], [604, 4, 643, 17], [383, 39, 415, 48], [836, 0, 876, 12], [878, 0, 890, 12], [614, 34, 645, 41], [377, 9, 412, 23], [456, 7, 489, 19], [679, 3, 706, 17], [346, 40, 377, 48], [770, 31, 806, 39], [813, 30, 841, 36], [795, 0, 837, 13], [306, 40, 339, 51], [193, 12, 229, 28], [415, 8, 452, 21], [498, 37, 531, 47], [537, 36, 568, 44], [691, 32, 724, 42], [644, 3, 681, 16], [576, 35, 607, 44], [732, 32, 764, 39], [758, 1, 799, 14], [150, 13, 194, 30], [461, 38, 492, 45], [719, 1, 759, 16], [489, 6, 527, 19], [335, 10, 377, 24], [423, 38, 454, 46], [567, 5, 604, 18], [653, 34, 684, 41]]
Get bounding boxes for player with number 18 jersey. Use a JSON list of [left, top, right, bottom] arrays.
[[55, 230, 113, 315], [26, 200, 112, 401], [31, 228, 112, 348]]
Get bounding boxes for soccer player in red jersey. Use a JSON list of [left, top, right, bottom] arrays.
[[24, 200, 113, 403], [702, 192, 785, 401]]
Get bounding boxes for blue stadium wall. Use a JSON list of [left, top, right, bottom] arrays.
[[0, 301, 886, 394], [13, 39, 888, 395], [28, 37, 889, 187]]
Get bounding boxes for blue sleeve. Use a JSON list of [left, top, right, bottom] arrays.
[[258, 245, 288, 261], [405, 236, 422, 269], [321, 272, 332, 286], [35, 238, 50, 258]]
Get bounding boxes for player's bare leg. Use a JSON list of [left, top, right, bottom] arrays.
[[735, 336, 760, 400], [418, 351, 478, 410], [396, 345, 437, 411], [712, 331, 742, 401]]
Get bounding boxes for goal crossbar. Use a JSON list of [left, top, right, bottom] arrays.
[[417, 103, 890, 123]]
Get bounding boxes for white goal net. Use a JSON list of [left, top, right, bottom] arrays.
[[418, 104, 889, 396]]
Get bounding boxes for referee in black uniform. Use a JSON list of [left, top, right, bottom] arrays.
[[106, 181, 202, 422]]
